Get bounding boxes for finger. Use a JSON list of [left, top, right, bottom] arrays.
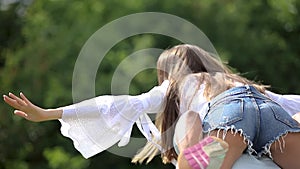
[[8, 92, 27, 106], [14, 110, 28, 118], [3, 95, 21, 109], [20, 92, 32, 105]]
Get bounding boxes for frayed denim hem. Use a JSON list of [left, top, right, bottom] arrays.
[[204, 125, 300, 159], [261, 130, 300, 160], [204, 125, 257, 156]]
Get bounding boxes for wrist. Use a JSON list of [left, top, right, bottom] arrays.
[[44, 108, 63, 121]]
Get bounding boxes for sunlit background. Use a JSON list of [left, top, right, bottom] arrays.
[[0, 0, 299, 169]]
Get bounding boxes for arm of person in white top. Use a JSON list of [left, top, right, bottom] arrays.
[[3, 92, 63, 122], [3, 80, 169, 158]]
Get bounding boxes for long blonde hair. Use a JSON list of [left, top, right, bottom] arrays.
[[132, 44, 267, 164]]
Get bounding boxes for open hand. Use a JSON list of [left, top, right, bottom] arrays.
[[3, 92, 49, 122]]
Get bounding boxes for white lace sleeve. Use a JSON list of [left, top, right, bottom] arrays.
[[265, 90, 300, 116], [59, 80, 169, 158]]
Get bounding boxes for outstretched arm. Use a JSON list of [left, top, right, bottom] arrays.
[[3, 92, 62, 122]]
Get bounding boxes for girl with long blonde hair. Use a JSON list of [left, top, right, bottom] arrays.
[[4, 44, 300, 169]]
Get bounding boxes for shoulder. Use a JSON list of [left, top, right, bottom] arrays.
[[179, 73, 206, 94], [181, 73, 204, 85]]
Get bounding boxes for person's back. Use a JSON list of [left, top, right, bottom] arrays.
[[177, 72, 300, 169]]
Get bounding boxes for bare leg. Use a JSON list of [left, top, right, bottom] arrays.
[[176, 111, 228, 169], [176, 111, 204, 169], [271, 132, 300, 169], [209, 130, 247, 169], [177, 152, 192, 169], [174, 111, 204, 151], [175, 111, 246, 169]]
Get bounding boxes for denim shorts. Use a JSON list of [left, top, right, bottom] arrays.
[[202, 85, 300, 157]]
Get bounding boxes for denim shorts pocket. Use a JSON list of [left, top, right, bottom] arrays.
[[204, 99, 244, 130], [265, 101, 300, 128]]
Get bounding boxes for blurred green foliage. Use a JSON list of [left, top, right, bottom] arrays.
[[0, 0, 299, 169]]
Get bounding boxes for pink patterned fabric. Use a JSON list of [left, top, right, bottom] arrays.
[[183, 136, 214, 169]]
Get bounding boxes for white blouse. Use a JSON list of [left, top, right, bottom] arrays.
[[59, 80, 169, 158], [59, 79, 300, 159]]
